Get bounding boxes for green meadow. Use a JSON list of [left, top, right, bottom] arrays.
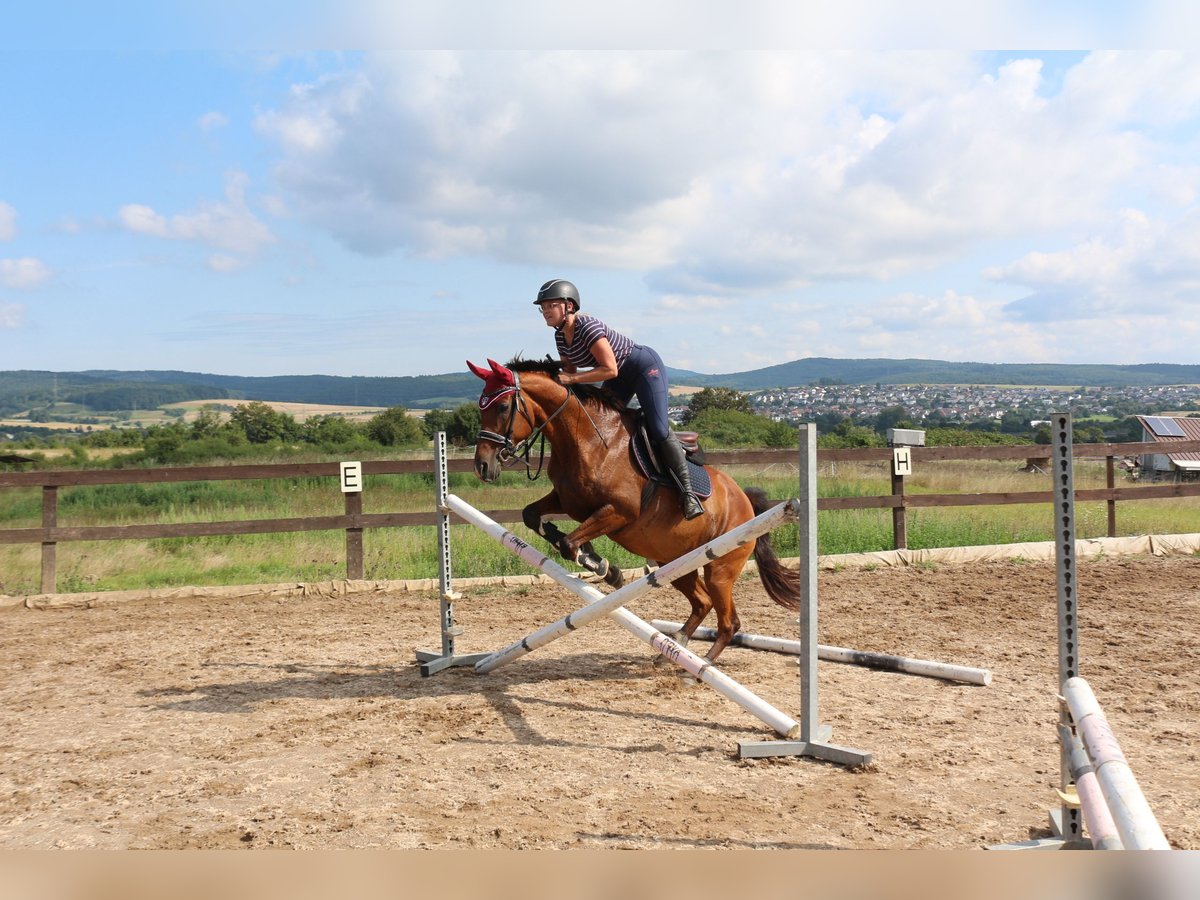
[[2, 457, 1198, 595]]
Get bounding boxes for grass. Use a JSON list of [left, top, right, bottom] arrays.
[[2, 457, 1199, 595]]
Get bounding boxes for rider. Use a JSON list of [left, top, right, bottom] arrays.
[[533, 278, 704, 520]]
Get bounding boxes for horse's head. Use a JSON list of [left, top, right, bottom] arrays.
[[467, 358, 525, 482]]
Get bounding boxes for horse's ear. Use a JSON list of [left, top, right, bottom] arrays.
[[486, 358, 515, 386], [466, 360, 490, 380]]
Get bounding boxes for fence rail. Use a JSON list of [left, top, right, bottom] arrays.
[[3, 440, 1200, 593]]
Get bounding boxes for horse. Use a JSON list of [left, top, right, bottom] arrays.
[[467, 355, 801, 663]]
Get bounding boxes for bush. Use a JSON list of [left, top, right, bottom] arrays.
[[687, 408, 796, 448], [423, 403, 481, 446], [229, 401, 300, 444], [367, 407, 426, 448]]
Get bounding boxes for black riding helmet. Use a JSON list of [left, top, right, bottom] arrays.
[[534, 278, 580, 311]]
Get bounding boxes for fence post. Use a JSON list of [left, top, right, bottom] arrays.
[[41, 485, 57, 594], [344, 490, 364, 580], [891, 466, 907, 550], [1106, 455, 1117, 538]]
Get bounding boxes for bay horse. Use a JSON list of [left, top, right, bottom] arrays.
[[467, 356, 801, 663]]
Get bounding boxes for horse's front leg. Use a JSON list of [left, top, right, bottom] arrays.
[[521, 491, 600, 575], [556, 504, 636, 587], [522, 491, 570, 550], [523, 497, 631, 587]]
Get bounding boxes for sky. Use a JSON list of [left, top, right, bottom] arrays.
[[3, 3, 1200, 379]]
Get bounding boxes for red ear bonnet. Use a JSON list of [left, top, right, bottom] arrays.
[[467, 359, 517, 409]]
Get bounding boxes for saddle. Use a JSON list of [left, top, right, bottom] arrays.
[[629, 423, 713, 499]]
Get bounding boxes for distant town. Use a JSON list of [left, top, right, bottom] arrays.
[[736, 381, 1200, 430]]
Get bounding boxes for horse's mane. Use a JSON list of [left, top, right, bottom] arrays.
[[506, 355, 611, 407]]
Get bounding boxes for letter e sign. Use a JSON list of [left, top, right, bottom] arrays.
[[339, 461, 363, 493]]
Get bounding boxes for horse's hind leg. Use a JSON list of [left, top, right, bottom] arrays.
[[701, 549, 750, 662], [652, 570, 712, 671], [671, 569, 714, 641]]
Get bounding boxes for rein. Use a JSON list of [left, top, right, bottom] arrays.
[[476, 372, 574, 480]]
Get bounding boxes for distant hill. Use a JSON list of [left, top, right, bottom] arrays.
[[4, 358, 1200, 417], [666, 359, 1200, 390]]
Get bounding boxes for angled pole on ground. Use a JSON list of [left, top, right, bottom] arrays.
[[415, 432, 490, 676]]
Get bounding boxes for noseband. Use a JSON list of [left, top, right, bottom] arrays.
[[476, 372, 573, 480]]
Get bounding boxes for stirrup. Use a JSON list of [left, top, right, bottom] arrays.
[[680, 493, 704, 520]]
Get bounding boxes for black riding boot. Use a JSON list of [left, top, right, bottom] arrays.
[[656, 435, 704, 520]]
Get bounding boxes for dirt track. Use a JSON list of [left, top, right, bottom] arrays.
[[1, 556, 1197, 850]]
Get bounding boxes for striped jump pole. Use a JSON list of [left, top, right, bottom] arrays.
[[647, 621, 992, 686], [1063, 677, 1170, 850], [1057, 722, 1122, 850], [444, 493, 803, 740]]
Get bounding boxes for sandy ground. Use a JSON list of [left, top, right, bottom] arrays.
[[0, 555, 1197, 850]]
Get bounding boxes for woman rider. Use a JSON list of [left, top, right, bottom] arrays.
[[533, 278, 703, 520]]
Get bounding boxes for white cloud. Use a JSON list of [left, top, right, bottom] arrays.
[[206, 253, 242, 273], [0, 301, 24, 328], [255, 50, 1200, 304], [0, 257, 52, 290], [118, 204, 169, 237], [657, 294, 736, 312], [198, 110, 229, 131], [116, 171, 275, 264], [988, 205, 1200, 322], [0, 201, 15, 241]]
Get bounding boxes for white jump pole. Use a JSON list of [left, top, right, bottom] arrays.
[[1058, 723, 1123, 850], [647, 621, 992, 686], [445, 494, 802, 739], [1063, 677, 1170, 850]]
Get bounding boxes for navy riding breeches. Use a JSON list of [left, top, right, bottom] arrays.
[[606, 344, 672, 444]]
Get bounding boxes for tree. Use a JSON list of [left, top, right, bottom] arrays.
[[422, 408, 453, 438], [303, 414, 362, 448], [367, 406, 426, 447], [681, 388, 752, 426], [191, 406, 224, 439], [999, 410, 1028, 434], [424, 404, 481, 446], [687, 408, 795, 448], [228, 402, 298, 444], [873, 406, 912, 435], [820, 419, 884, 448]]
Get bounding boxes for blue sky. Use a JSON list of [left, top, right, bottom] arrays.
[[3, 4, 1200, 378]]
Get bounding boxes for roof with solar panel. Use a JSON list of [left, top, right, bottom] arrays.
[[1136, 414, 1200, 467]]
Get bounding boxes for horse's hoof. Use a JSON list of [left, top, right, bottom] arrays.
[[604, 566, 624, 588]]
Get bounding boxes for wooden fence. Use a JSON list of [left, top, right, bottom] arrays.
[[3, 439, 1200, 594]]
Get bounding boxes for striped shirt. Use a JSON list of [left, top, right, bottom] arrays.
[[555, 314, 636, 370]]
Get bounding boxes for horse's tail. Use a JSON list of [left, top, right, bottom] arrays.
[[745, 486, 802, 612]]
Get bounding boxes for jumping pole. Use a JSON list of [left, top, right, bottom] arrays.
[[646, 621, 992, 686], [1063, 677, 1169, 850]]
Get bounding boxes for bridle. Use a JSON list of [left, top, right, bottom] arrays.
[[476, 371, 573, 480]]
